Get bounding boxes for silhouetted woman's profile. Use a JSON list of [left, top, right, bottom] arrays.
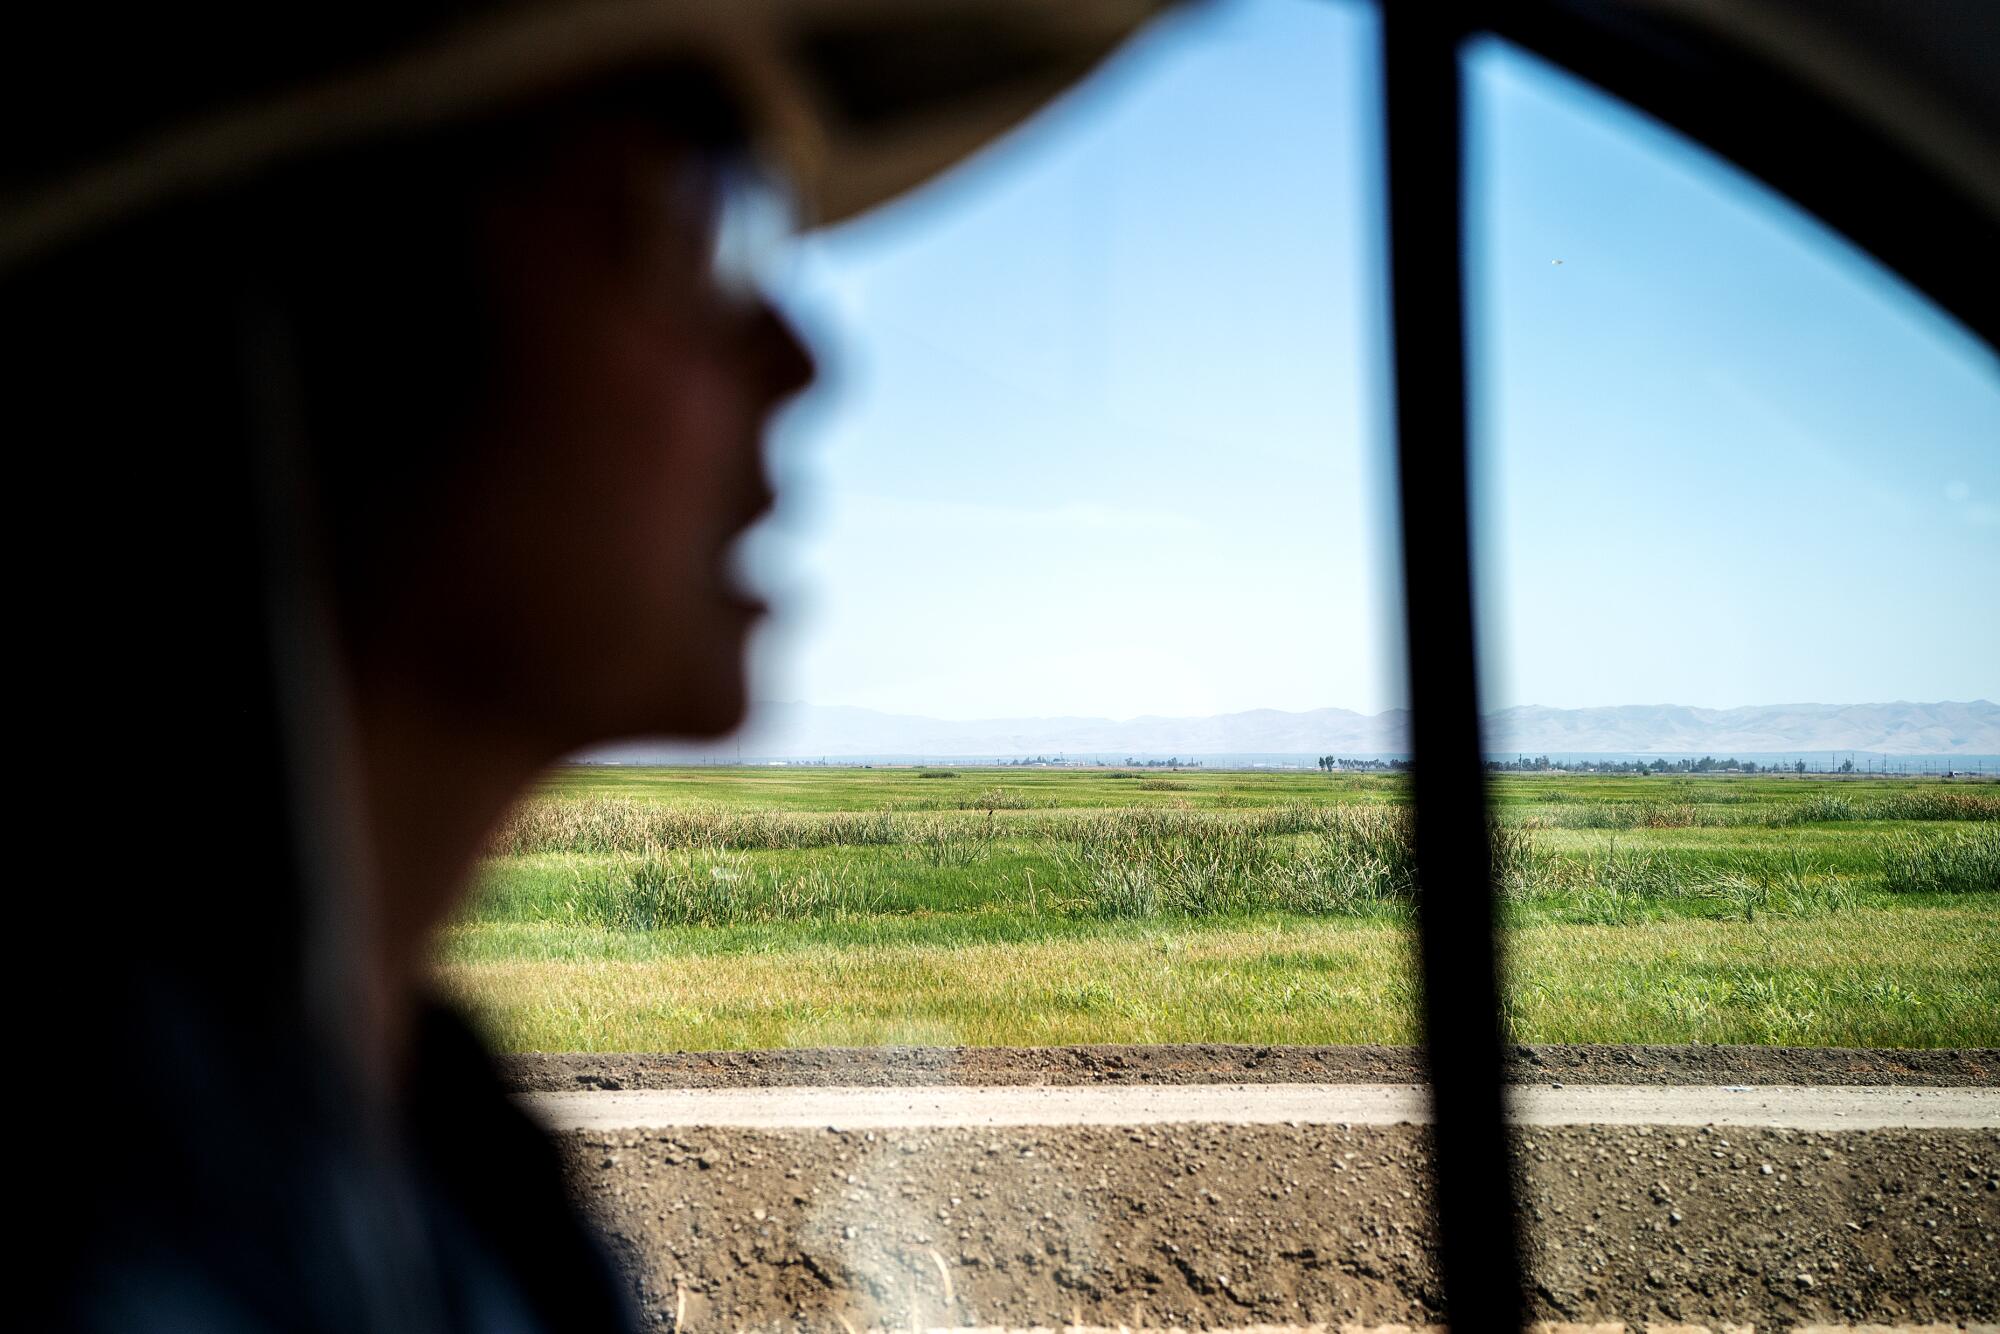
[[5, 3, 1159, 1328]]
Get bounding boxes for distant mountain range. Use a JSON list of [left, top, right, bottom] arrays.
[[1481, 701, 1997, 757], [584, 699, 2000, 762]]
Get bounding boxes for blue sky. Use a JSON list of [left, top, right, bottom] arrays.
[[737, 0, 1998, 723]]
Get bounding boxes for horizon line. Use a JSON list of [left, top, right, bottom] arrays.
[[743, 698, 1996, 725]]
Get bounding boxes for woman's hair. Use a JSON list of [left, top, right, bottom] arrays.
[[7, 108, 500, 1030], [9, 62, 751, 1322], [10, 55, 754, 996]]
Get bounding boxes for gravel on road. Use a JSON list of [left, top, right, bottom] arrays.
[[563, 1123, 2000, 1332]]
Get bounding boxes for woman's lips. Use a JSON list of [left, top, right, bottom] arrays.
[[704, 444, 776, 617], [718, 532, 771, 617]]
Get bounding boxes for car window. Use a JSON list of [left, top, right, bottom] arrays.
[[450, 3, 1434, 1329], [1465, 33, 2000, 1321], [443, 14, 1998, 1331]]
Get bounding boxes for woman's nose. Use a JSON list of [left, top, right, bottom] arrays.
[[752, 299, 817, 405]]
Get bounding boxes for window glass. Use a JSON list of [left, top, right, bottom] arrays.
[[447, 3, 1436, 1329], [1467, 36, 1999, 1327]]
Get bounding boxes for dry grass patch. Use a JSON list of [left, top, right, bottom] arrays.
[[439, 905, 1998, 1053], [440, 921, 1417, 1051]]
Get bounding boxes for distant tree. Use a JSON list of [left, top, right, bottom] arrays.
[[1795, 760, 1808, 775]]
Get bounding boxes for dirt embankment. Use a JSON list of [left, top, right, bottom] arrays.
[[508, 1043, 2000, 1093], [564, 1123, 2000, 1330]]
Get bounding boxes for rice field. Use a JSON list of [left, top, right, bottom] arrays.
[[437, 767, 1999, 1051]]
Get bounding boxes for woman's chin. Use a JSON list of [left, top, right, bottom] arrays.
[[688, 686, 751, 740], [652, 648, 753, 741], [593, 596, 763, 742]]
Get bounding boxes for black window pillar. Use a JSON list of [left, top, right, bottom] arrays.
[[1379, 3, 1525, 1327]]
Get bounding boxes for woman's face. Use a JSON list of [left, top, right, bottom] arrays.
[[376, 115, 814, 751]]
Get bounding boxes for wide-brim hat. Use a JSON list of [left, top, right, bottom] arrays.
[[1, 0, 1167, 273]]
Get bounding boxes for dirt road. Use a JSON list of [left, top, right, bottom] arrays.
[[529, 1046, 1999, 1330], [528, 1084, 2000, 1134]]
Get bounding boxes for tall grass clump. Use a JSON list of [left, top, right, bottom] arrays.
[[1266, 817, 1416, 913], [1760, 789, 1997, 826], [1506, 830, 1864, 922], [1879, 826, 2000, 894], [905, 815, 993, 867], [1048, 806, 1416, 919], [1501, 839, 1857, 923], [1514, 840, 1683, 922], [1565, 840, 1681, 896], [558, 847, 885, 928], [1864, 790, 2000, 822], [1762, 793, 1854, 826], [1047, 816, 1266, 918], [493, 797, 903, 854], [1532, 801, 1715, 830], [1486, 821, 1542, 896], [1042, 805, 1567, 918], [1697, 850, 1855, 919]]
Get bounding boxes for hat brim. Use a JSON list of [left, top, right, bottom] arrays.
[[0, 0, 1167, 271]]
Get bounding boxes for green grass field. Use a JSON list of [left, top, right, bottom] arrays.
[[437, 767, 1999, 1052]]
